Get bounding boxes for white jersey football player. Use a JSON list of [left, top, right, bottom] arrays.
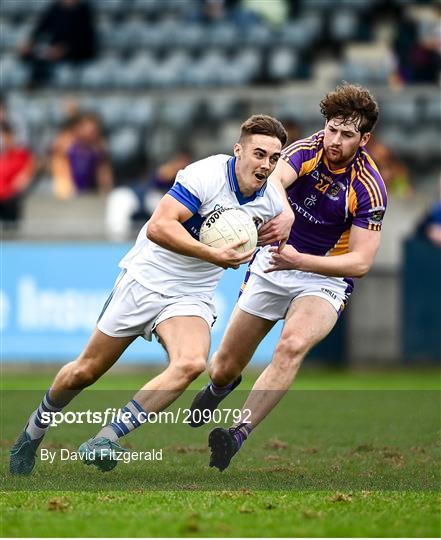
[[10, 115, 294, 475]]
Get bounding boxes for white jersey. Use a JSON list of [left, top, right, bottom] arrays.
[[119, 154, 283, 298]]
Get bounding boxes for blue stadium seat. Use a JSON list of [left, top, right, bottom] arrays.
[[52, 63, 79, 89], [206, 97, 239, 121], [80, 55, 124, 89], [242, 22, 273, 48], [380, 98, 418, 125], [426, 96, 441, 124], [330, 10, 359, 41], [109, 126, 141, 163], [341, 44, 394, 84], [172, 23, 206, 48], [117, 53, 157, 88], [0, 22, 32, 51], [160, 100, 200, 128], [125, 98, 156, 128], [133, 0, 164, 17], [268, 48, 298, 81], [91, 0, 123, 16], [206, 22, 237, 48], [276, 19, 319, 49], [233, 49, 262, 79], [1, 0, 49, 16], [98, 97, 129, 128], [184, 50, 229, 86], [0, 54, 29, 88]]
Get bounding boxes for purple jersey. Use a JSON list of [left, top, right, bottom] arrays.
[[67, 142, 103, 192], [282, 130, 387, 257]]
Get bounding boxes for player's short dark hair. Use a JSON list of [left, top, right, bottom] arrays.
[[239, 115, 288, 147], [320, 83, 379, 134]]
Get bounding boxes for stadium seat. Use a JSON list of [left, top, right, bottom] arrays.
[[205, 22, 237, 48], [380, 98, 418, 125], [0, 54, 29, 88], [52, 63, 79, 89], [342, 43, 395, 84], [233, 49, 262, 80], [160, 99, 200, 128], [117, 53, 157, 89], [330, 10, 359, 41], [205, 97, 240, 121], [172, 23, 206, 48], [275, 20, 318, 49], [425, 96, 441, 124], [268, 48, 298, 81], [1, 0, 49, 16], [133, 0, 163, 17], [80, 55, 122, 89], [98, 97, 129, 128], [242, 22, 273, 48], [91, 0, 123, 16], [109, 127, 141, 164], [125, 98, 156, 128], [184, 50, 229, 86]]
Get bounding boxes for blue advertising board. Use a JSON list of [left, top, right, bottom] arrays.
[[2, 242, 286, 364]]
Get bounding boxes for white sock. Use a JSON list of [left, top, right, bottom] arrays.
[[26, 390, 63, 440], [95, 399, 147, 441]]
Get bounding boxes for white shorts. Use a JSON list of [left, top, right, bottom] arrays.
[[238, 271, 352, 321], [97, 271, 216, 341]]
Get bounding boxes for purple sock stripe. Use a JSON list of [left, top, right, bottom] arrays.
[[234, 431, 246, 448], [211, 381, 234, 392]]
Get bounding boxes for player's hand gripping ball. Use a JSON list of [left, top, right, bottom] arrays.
[[199, 208, 258, 253]]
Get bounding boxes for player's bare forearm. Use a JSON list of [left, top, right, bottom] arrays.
[[147, 196, 254, 269], [260, 162, 296, 249], [265, 227, 381, 278], [147, 217, 214, 261]]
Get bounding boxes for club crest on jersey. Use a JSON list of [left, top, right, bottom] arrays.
[[368, 206, 385, 224], [326, 181, 346, 201]]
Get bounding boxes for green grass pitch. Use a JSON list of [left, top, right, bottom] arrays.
[[1, 367, 440, 537]]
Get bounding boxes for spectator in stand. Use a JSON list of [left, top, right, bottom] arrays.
[[0, 122, 35, 227], [390, 5, 440, 86], [0, 95, 29, 146], [18, 0, 97, 87], [106, 150, 192, 241], [416, 180, 441, 248], [366, 136, 412, 198], [51, 112, 112, 200]]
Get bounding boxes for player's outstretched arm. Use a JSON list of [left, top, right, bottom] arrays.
[[147, 195, 254, 269], [258, 158, 297, 250], [265, 225, 381, 278]]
